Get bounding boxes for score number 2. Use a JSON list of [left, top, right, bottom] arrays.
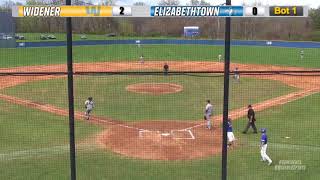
[[112, 6, 132, 16], [119, 7, 124, 15]]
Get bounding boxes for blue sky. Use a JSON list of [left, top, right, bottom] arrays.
[[1, 0, 320, 8]]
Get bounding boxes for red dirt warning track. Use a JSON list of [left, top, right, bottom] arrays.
[[0, 61, 319, 160]]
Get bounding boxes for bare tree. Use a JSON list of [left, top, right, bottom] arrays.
[[189, 0, 200, 6], [158, 0, 180, 6], [134, 2, 146, 6], [199, 0, 210, 5], [26, 0, 41, 5], [102, 0, 117, 5], [310, 8, 320, 30], [2, 0, 16, 9]]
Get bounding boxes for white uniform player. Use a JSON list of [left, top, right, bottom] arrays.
[[139, 55, 144, 64], [300, 50, 304, 60], [218, 54, 222, 62], [227, 118, 235, 147], [260, 128, 272, 165], [234, 67, 240, 82], [204, 100, 213, 130], [84, 97, 94, 120]]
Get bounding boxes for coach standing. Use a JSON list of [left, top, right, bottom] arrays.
[[242, 104, 258, 134]]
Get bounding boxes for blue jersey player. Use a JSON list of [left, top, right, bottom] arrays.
[[227, 118, 235, 147], [260, 128, 272, 165]]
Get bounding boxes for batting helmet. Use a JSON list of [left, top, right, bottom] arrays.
[[260, 128, 266, 133]]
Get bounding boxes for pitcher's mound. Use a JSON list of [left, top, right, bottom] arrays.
[[96, 121, 223, 160], [126, 83, 183, 95]]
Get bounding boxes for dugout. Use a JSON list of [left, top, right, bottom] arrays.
[[183, 26, 199, 37], [0, 12, 16, 48]]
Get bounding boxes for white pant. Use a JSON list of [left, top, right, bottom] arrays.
[[227, 132, 235, 142], [205, 114, 212, 128], [261, 144, 272, 163], [234, 74, 240, 80]]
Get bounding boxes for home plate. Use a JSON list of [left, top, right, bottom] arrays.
[[284, 136, 291, 139], [161, 133, 171, 137]]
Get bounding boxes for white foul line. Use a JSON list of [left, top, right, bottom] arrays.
[[0, 88, 317, 142], [182, 89, 318, 131]]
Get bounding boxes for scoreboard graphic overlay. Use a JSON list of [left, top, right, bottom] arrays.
[[12, 6, 308, 17]]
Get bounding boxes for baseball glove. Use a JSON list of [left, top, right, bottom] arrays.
[[204, 115, 207, 120]]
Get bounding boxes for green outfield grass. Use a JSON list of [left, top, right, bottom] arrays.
[[1, 92, 319, 180], [1, 44, 319, 68], [1, 76, 295, 122]]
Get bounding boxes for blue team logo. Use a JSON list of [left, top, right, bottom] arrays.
[[219, 6, 243, 16]]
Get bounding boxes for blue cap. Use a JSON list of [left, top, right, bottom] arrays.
[[261, 128, 266, 133]]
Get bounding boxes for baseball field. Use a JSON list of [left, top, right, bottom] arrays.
[[0, 41, 320, 180]]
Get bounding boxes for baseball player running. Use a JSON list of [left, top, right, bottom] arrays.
[[260, 128, 272, 165], [84, 97, 94, 120], [204, 100, 213, 130], [227, 118, 235, 147]]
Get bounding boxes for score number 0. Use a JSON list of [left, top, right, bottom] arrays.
[[245, 6, 265, 16]]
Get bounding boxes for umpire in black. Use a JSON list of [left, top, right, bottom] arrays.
[[242, 104, 258, 134]]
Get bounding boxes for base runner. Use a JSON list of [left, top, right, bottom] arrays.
[[260, 128, 272, 165]]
